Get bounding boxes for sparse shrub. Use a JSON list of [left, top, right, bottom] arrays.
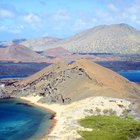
[[108, 109, 117, 116], [84, 109, 89, 112], [84, 109, 93, 114], [103, 109, 109, 115], [122, 109, 131, 118], [128, 104, 132, 109], [126, 114, 134, 120], [89, 109, 93, 114], [95, 107, 101, 115], [117, 104, 124, 108]]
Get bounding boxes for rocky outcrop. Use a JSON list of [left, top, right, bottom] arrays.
[[10, 64, 96, 104], [0, 84, 10, 98], [4, 59, 140, 104]]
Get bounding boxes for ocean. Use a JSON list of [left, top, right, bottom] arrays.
[[0, 98, 53, 140], [118, 70, 140, 82]]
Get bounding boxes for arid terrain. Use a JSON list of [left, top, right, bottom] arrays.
[[1, 59, 139, 140], [1, 0, 140, 139], [0, 59, 140, 140], [0, 23, 140, 140], [17, 23, 140, 54], [2, 59, 140, 102], [0, 24, 140, 77]]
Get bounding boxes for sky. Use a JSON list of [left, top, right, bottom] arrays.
[[0, 0, 140, 41]]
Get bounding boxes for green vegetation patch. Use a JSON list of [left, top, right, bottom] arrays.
[[79, 116, 140, 140]]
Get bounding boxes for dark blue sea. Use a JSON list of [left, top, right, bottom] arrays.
[[118, 70, 140, 82], [0, 98, 53, 140], [0, 70, 140, 82], [0, 76, 27, 79]]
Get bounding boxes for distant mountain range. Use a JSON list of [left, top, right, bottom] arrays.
[[0, 23, 140, 63], [0, 39, 26, 48], [1, 23, 140, 54], [41, 23, 140, 54], [21, 37, 61, 51]]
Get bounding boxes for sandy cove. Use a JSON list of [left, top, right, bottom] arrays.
[[19, 96, 133, 140]]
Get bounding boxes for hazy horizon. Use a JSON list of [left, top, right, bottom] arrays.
[[0, 0, 140, 41]]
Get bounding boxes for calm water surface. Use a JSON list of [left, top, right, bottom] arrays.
[[118, 70, 140, 82], [0, 98, 53, 140]]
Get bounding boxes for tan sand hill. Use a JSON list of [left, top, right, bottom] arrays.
[[42, 23, 140, 54], [0, 44, 45, 62], [21, 37, 61, 51], [10, 59, 140, 103]]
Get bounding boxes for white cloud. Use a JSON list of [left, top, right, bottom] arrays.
[[108, 3, 119, 12], [94, 2, 140, 25], [23, 13, 42, 28], [52, 9, 71, 21], [73, 19, 86, 30], [120, 3, 140, 25], [0, 25, 6, 30], [9, 25, 24, 34], [0, 25, 24, 34], [0, 8, 15, 18]]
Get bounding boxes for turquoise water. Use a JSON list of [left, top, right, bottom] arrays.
[[118, 70, 140, 82], [0, 98, 53, 140]]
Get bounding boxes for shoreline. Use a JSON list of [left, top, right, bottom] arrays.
[[0, 96, 134, 140], [20, 97, 56, 115], [19, 96, 58, 140], [17, 97, 58, 140], [0, 96, 58, 140]]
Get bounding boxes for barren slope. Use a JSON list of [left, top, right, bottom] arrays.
[[43, 23, 140, 54], [21, 37, 61, 51], [43, 47, 71, 57], [0, 44, 44, 62], [8, 59, 140, 104]]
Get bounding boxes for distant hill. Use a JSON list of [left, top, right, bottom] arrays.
[[0, 39, 26, 48], [43, 47, 71, 57], [0, 44, 44, 62], [42, 23, 140, 54], [21, 37, 61, 51], [0, 41, 13, 48], [10, 59, 140, 104]]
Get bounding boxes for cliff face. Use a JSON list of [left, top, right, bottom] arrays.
[[6, 59, 140, 104]]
